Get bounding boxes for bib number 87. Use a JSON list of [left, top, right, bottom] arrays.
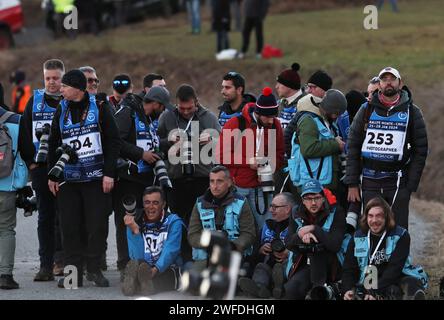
[[367, 132, 394, 145]]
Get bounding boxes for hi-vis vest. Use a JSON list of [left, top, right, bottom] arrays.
[[53, 0, 74, 13], [12, 85, 31, 114], [59, 95, 104, 182], [0, 110, 28, 191], [32, 89, 58, 156], [218, 110, 242, 127], [361, 106, 409, 179], [353, 226, 428, 289], [285, 207, 351, 278], [193, 193, 251, 261], [135, 112, 160, 173], [141, 213, 181, 266], [287, 112, 333, 187]]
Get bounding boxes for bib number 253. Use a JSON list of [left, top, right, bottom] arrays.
[[367, 132, 393, 145]]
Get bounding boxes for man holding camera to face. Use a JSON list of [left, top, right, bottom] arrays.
[[238, 192, 294, 299], [47, 69, 121, 288], [284, 179, 346, 300], [112, 86, 173, 273], [122, 186, 184, 296]]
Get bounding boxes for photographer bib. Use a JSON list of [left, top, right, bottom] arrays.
[[361, 109, 409, 162], [278, 105, 296, 129], [59, 97, 104, 182], [32, 89, 57, 151], [141, 216, 170, 265], [135, 113, 160, 173]]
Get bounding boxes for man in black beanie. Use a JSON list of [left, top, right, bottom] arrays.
[[47, 69, 121, 288], [306, 70, 332, 99]]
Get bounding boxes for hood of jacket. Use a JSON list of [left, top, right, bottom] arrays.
[[296, 94, 323, 117], [369, 87, 412, 115]]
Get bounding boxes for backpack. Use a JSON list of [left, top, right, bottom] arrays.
[[0, 111, 15, 178]]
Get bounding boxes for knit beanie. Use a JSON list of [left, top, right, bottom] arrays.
[[320, 89, 347, 115], [345, 90, 367, 119], [255, 87, 278, 116], [307, 70, 333, 91], [62, 69, 87, 91], [277, 63, 301, 90]]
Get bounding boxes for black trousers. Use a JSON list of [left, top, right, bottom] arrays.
[[241, 17, 264, 54], [57, 180, 111, 274], [362, 178, 411, 229], [382, 276, 424, 299], [168, 177, 209, 262], [112, 178, 150, 270]]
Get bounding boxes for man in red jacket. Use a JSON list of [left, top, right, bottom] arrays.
[[216, 87, 284, 232]]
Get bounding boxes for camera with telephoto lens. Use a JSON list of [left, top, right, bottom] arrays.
[[122, 194, 137, 216], [48, 143, 78, 181], [35, 123, 51, 164], [16, 186, 37, 217], [257, 159, 274, 194], [294, 241, 325, 254], [271, 238, 286, 253], [181, 230, 242, 300], [308, 284, 340, 300], [181, 132, 195, 177], [153, 151, 172, 189]]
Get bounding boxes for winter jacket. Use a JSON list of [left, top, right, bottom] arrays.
[[287, 94, 341, 192], [344, 88, 428, 192], [188, 187, 256, 253], [216, 103, 285, 188], [157, 104, 221, 180]]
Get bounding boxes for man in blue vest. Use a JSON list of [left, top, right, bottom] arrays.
[[0, 107, 34, 289], [122, 186, 183, 296], [47, 69, 121, 288], [188, 165, 256, 271], [342, 197, 427, 300], [345, 67, 428, 229], [284, 179, 346, 299], [22, 59, 65, 281], [112, 86, 173, 274], [238, 192, 295, 299]]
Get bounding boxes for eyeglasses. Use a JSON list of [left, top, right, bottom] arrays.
[[305, 84, 317, 91], [270, 204, 288, 210], [113, 79, 129, 86], [302, 196, 324, 203], [87, 78, 100, 84]]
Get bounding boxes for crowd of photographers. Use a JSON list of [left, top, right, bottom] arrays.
[[0, 59, 429, 300]]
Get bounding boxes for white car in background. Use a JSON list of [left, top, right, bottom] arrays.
[[0, 0, 24, 49]]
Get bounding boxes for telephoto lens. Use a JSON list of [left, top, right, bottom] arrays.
[[271, 238, 286, 253], [308, 285, 337, 300], [15, 186, 37, 217], [182, 134, 195, 176], [154, 155, 172, 189], [257, 162, 274, 193], [180, 269, 208, 296], [200, 230, 230, 249], [48, 144, 78, 181], [200, 271, 230, 300], [35, 123, 51, 164], [122, 194, 137, 216]]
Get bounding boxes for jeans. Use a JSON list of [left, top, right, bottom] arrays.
[[186, 0, 201, 33], [0, 191, 16, 275], [235, 186, 271, 233], [31, 166, 58, 270]]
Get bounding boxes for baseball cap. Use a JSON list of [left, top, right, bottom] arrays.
[[378, 67, 401, 80], [301, 179, 324, 197]]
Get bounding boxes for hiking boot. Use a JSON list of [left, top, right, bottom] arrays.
[[34, 268, 55, 281], [0, 274, 19, 290], [86, 271, 109, 287], [137, 262, 155, 296], [57, 276, 83, 289], [121, 260, 140, 296], [238, 277, 270, 298], [272, 263, 284, 299], [53, 263, 64, 276]]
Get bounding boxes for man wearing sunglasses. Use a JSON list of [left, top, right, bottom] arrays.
[[284, 179, 346, 299], [109, 74, 133, 113], [345, 67, 428, 230]]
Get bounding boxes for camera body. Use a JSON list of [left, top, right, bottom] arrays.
[[354, 284, 367, 300], [294, 242, 325, 254], [270, 238, 286, 253], [48, 143, 78, 181], [35, 123, 51, 164], [257, 159, 274, 193], [16, 186, 37, 217]]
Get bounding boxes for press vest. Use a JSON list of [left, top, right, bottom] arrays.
[[193, 193, 250, 260], [353, 226, 428, 288], [135, 112, 160, 173], [0, 110, 28, 191], [287, 112, 333, 187], [59, 96, 104, 182], [261, 220, 289, 246], [361, 106, 409, 179], [32, 89, 58, 156]]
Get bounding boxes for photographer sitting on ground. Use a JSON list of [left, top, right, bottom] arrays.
[[284, 179, 346, 299], [342, 197, 428, 300], [238, 192, 295, 299], [122, 186, 184, 296]]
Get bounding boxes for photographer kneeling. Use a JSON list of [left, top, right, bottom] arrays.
[[284, 179, 345, 299], [238, 192, 294, 299], [342, 197, 428, 300], [122, 186, 184, 296]]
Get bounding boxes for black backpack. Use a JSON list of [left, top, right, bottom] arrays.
[[0, 111, 15, 178]]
